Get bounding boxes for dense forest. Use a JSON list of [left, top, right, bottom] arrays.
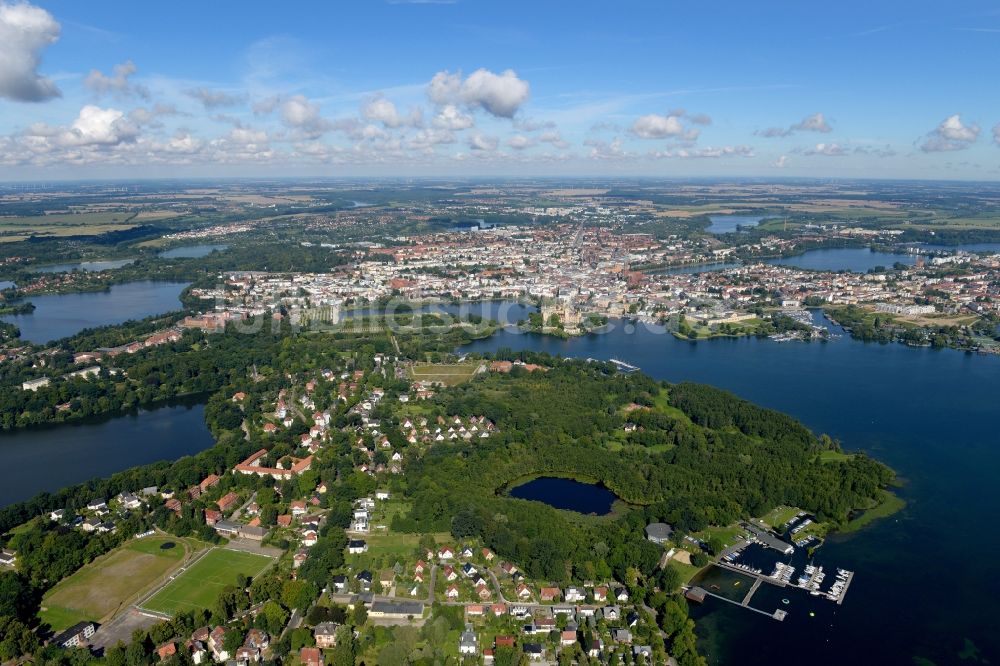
[[391, 357, 894, 588]]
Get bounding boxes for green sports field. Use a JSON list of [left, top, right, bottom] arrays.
[[140, 548, 273, 616]]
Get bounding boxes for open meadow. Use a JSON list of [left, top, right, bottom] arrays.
[[408, 362, 483, 386]]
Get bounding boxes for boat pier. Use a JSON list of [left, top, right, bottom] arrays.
[[608, 358, 640, 372], [742, 578, 763, 606], [685, 585, 786, 621]]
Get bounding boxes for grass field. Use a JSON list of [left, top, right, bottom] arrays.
[[409, 362, 482, 386], [759, 505, 803, 530], [40, 535, 199, 630], [0, 212, 141, 243], [141, 548, 273, 616]]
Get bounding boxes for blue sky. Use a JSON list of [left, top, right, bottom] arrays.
[[1, 0, 999, 180]]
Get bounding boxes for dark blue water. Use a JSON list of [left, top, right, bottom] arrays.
[[508, 477, 616, 515], [34, 259, 135, 273], [0, 401, 213, 506], [341, 300, 536, 328], [1, 281, 189, 343], [647, 262, 740, 275], [766, 247, 917, 272], [159, 244, 228, 259], [460, 312, 1000, 665], [707, 215, 768, 234], [917, 242, 1000, 253]]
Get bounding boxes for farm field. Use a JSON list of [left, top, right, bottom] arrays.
[[0, 212, 141, 242], [141, 548, 273, 616], [40, 535, 201, 630], [408, 362, 483, 386]]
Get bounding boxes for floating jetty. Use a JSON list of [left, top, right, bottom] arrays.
[[684, 585, 785, 621], [608, 358, 640, 372]]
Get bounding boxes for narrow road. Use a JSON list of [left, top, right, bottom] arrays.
[[487, 570, 508, 604], [279, 608, 302, 640]]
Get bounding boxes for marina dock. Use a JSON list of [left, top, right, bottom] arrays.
[[686, 586, 786, 621], [836, 570, 854, 605], [742, 578, 763, 606], [608, 358, 640, 372]]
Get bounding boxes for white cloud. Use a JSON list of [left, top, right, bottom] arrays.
[[84, 60, 148, 99], [803, 142, 846, 156], [629, 112, 701, 141], [772, 155, 789, 168], [792, 112, 832, 133], [506, 134, 533, 150], [281, 94, 332, 139], [432, 104, 474, 130], [0, 0, 60, 102], [758, 126, 792, 138], [538, 130, 569, 149], [585, 137, 630, 160], [651, 145, 754, 159], [362, 94, 421, 128], [467, 132, 498, 151], [160, 132, 203, 155], [631, 113, 685, 139], [994, 123, 1000, 145], [27, 105, 138, 147], [920, 114, 980, 152], [513, 117, 555, 132], [127, 104, 178, 128], [759, 112, 832, 138], [185, 87, 246, 109], [428, 68, 529, 118], [407, 128, 456, 151], [252, 95, 281, 116]]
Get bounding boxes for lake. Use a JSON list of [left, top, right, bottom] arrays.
[[646, 262, 740, 275], [1, 281, 189, 344], [460, 311, 1000, 665], [706, 215, 769, 234], [0, 400, 214, 507], [34, 259, 135, 273], [341, 300, 536, 328], [508, 476, 617, 515], [917, 242, 1000, 253], [159, 244, 229, 259], [766, 247, 917, 272]]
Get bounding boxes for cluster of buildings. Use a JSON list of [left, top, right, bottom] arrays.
[[177, 220, 1000, 343]]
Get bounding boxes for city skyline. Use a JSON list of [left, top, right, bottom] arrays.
[[2, 0, 1000, 180]]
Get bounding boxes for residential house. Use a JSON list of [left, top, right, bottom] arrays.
[[156, 643, 177, 661], [209, 627, 229, 661], [459, 629, 478, 655], [539, 587, 561, 602], [611, 628, 632, 644], [217, 492, 240, 512], [314, 622, 338, 648], [523, 644, 544, 661], [299, 647, 323, 666]]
